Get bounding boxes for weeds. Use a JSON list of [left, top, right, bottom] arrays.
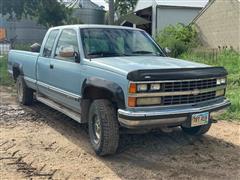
[[0, 55, 14, 86]]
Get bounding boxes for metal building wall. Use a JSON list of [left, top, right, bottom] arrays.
[[155, 7, 201, 34], [73, 8, 106, 24], [0, 15, 47, 44]]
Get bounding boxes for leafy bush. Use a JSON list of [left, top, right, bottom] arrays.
[[155, 23, 199, 57], [13, 43, 32, 51]]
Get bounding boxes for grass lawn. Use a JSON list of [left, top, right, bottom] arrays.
[[180, 50, 240, 121]]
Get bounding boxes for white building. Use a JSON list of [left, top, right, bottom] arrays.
[[134, 0, 209, 36]]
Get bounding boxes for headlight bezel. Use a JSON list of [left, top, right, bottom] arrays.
[[137, 84, 148, 92], [217, 77, 227, 85], [150, 83, 161, 91], [130, 83, 162, 93]]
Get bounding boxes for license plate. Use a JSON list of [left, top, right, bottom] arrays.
[[191, 112, 209, 127]]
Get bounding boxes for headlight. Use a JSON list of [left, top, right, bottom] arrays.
[[221, 78, 226, 84], [136, 97, 162, 106], [217, 78, 226, 85], [137, 84, 148, 92], [150, 84, 161, 91]]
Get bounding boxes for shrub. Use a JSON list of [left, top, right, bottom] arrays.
[[155, 23, 199, 57]]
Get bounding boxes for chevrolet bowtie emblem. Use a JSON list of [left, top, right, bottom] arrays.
[[192, 89, 200, 96]]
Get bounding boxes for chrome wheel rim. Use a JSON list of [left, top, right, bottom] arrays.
[[92, 115, 101, 144]]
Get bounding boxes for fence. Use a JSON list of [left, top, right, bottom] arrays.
[[190, 48, 221, 63], [0, 43, 11, 55]]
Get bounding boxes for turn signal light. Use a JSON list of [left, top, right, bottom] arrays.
[[128, 97, 136, 107], [129, 83, 137, 93]]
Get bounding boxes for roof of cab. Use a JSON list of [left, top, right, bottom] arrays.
[[49, 24, 142, 31]]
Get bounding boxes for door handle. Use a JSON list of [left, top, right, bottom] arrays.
[[50, 64, 54, 69]]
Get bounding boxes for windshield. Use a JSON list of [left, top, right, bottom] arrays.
[[80, 28, 164, 59]]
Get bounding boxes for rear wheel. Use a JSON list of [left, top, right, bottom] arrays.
[[181, 123, 212, 136], [16, 76, 33, 105], [88, 99, 119, 156]]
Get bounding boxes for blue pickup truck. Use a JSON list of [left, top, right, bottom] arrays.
[[8, 25, 230, 156]]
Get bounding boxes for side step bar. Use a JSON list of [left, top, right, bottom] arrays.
[[36, 94, 82, 123]]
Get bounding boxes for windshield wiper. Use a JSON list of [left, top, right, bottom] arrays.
[[131, 51, 160, 56], [87, 51, 118, 57]]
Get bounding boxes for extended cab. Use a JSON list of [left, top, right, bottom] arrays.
[[8, 25, 231, 156]]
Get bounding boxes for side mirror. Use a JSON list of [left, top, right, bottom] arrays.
[[30, 43, 41, 52], [59, 46, 75, 58], [164, 47, 171, 56], [59, 46, 80, 63]]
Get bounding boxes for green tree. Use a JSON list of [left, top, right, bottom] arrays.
[[115, 0, 138, 16], [0, 0, 72, 27], [105, 0, 138, 22]]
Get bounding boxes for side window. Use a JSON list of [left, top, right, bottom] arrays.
[[42, 30, 59, 57], [55, 29, 79, 61]]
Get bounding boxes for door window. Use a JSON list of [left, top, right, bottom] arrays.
[[42, 30, 59, 57], [55, 29, 79, 61]]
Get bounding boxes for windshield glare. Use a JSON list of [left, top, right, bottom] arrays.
[[81, 28, 164, 59]]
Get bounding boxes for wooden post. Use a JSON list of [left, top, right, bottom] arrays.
[[109, 0, 114, 25]]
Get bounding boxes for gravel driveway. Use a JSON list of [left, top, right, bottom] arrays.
[[0, 86, 239, 180]]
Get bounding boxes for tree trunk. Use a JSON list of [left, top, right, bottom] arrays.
[[109, 0, 114, 25]]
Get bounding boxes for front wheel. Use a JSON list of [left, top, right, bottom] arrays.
[[88, 99, 119, 156], [181, 123, 212, 136]]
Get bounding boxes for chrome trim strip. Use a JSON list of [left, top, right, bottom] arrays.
[[118, 99, 231, 118], [36, 95, 81, 123], [129, 77, 224, 84], [129, 85, 226, 98], [129, 97, 225, 109], [24, 76, 37, 84], [37, 81, 81, 101]]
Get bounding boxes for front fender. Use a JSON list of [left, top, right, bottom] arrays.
[[82, 77, 125, 109]]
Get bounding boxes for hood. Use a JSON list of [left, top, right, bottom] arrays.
[[88, 56, 209, 76]]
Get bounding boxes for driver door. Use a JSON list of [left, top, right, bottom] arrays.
[[48, 28, 84, 112]]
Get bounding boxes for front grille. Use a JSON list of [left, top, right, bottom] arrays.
[[130, 77, 226, 107], [163, 91, 216, 105], [163, 79, 217, 92]]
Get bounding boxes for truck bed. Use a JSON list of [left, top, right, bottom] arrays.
[[8, 50, 39, 90]]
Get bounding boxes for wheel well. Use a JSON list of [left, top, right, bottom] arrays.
[[80, 86, 117, 123], [83, 86, 114, 100], [12, 66, 21, 81]]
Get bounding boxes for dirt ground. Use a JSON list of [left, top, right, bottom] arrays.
[[0, 86, 240, 180]]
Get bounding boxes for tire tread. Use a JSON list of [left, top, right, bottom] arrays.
[[89, 99, 119, 156]]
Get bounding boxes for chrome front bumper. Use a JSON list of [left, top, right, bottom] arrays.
[[118, 99, 231, 128]]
